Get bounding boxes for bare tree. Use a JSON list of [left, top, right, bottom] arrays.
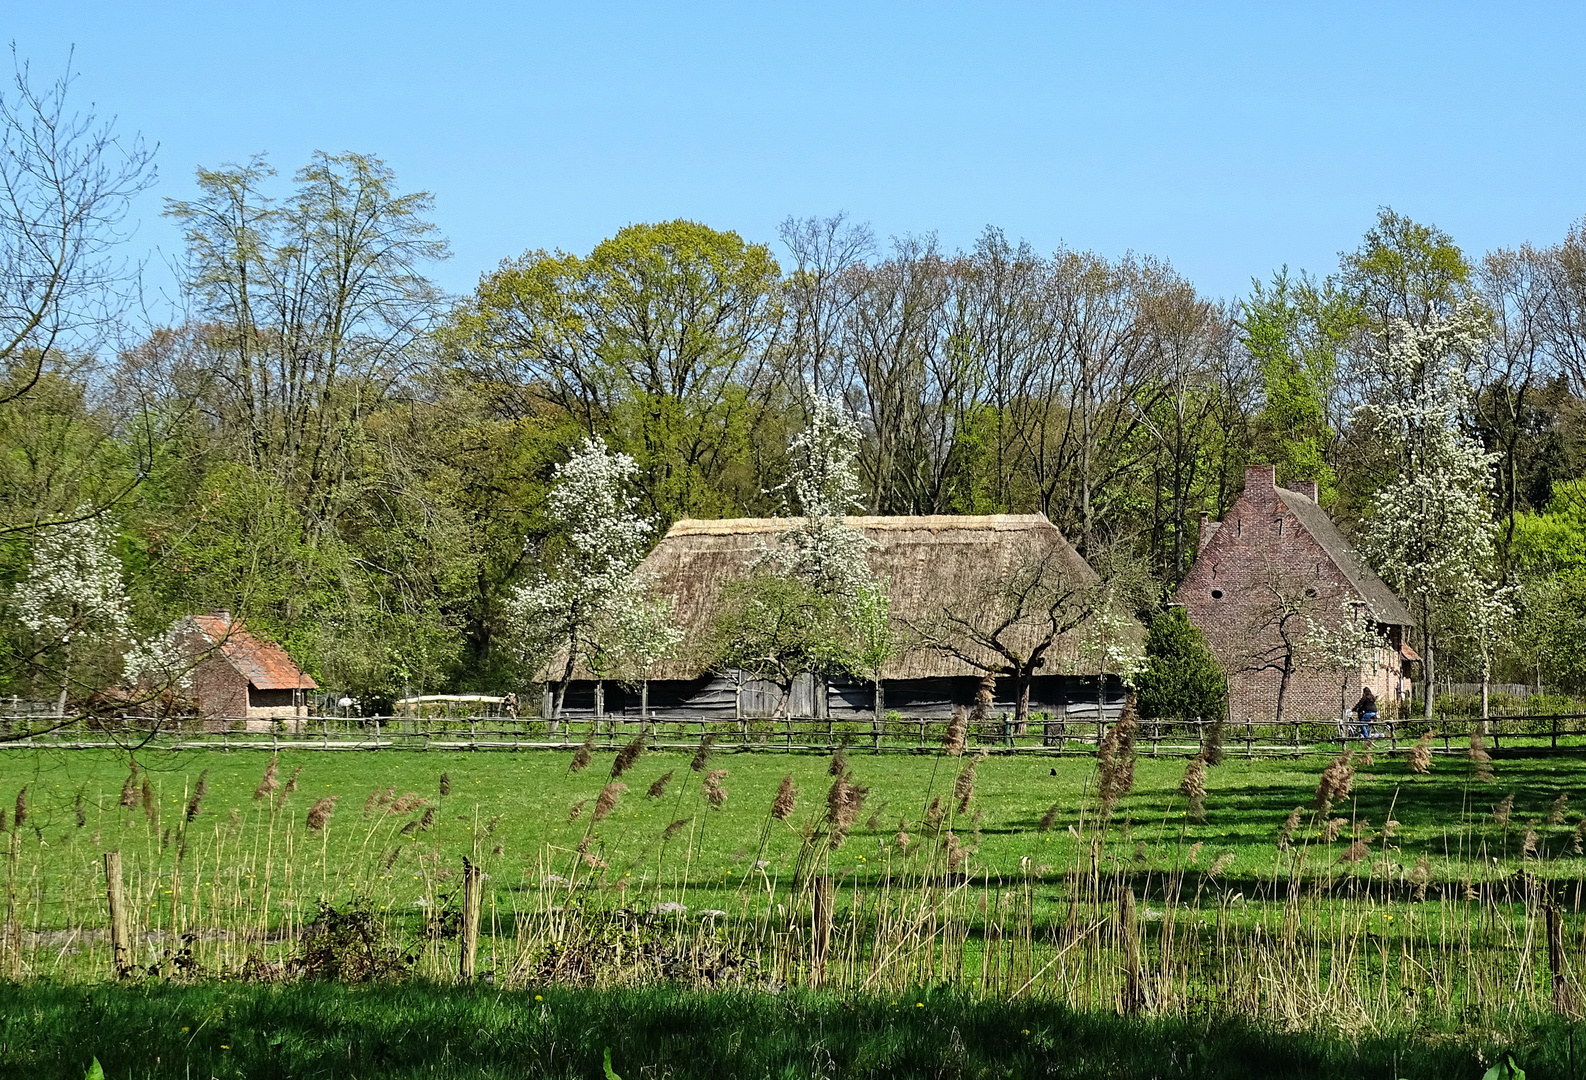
[[0, 50, 154, 405], [907, 544, 1102, 732]]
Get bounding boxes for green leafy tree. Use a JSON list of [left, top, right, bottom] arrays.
[[1135, 606, 1227, 722]]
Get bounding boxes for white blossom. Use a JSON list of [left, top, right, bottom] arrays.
[[763, 390, 876, 607], [13, 513, 129, 645]]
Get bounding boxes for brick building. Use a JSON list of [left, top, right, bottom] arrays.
[[175, 612, 317, 731], [1176, 465, 1417, 724]]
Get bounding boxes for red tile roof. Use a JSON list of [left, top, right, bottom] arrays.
[[191, 614, 318, 690]]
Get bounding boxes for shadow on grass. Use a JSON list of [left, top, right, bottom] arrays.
[[1, 981, 1578, 1080]]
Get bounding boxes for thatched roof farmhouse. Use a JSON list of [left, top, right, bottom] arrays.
[[547, 513, 1133, 724]]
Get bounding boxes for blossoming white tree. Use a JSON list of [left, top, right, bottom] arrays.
[[1357, 304, 1512, 718], [505, 437, 671, 721], [13, 513, 129, 714], [1302, 600, 1389, 720]]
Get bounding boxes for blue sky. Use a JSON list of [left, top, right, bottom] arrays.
[[11, 2, 1586, 306]]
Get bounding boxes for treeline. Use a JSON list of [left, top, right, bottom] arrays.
[[2, 127, 1584, 706]]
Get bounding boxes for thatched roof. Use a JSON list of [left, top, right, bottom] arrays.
[[567, 513, 1120, 682]]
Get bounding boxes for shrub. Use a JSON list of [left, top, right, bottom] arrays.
[[1135, 607, 1227, 722]]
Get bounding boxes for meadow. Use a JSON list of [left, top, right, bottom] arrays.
[[3, 730, 1586, 1074]]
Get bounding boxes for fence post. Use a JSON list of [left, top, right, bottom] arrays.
[[1547, 902, 1566, 1012], [1552, 713, 1559, 752], [459, 857, 483, 982], [103, 851, 130, 978]]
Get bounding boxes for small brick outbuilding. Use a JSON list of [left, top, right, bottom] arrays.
[[1176, 465, 1417, 725], [175, 612, 317, 731]]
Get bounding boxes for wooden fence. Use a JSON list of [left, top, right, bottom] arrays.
[[5, 710, 1586, 757]]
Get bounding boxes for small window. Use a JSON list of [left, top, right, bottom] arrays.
[[1210, 589, 1224, 600], [1304, 587, 1318, 598]]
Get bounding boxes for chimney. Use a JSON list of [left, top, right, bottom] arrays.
[[1243, 464, 1276, 493], [1286, 478, 1319, 502], [1198, 511, 1211, 551]]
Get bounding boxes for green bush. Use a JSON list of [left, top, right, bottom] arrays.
[[1136, 607, 1227, 722]]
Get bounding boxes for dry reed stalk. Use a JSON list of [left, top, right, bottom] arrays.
[[924, 796, 945, 832], [828, 747, 848, 777], [12, 788, 24, 829], [1523, 828, 1540, 858], [1493, 793, 1515, 828], [594, 783, 628, 822], [1277, 807, 1302, 850], [439, 772, 451, 797], [943, 706, 968, 757], [1322, 817, 1347, 843], [141, 777, 157, 825], [611, 734, 645, 779], [1573, 819, 1586, 855], [1207, 852, 1235, 877], [185, 771, 209, 823], [1187, 841, 1202, 864], [1339, 836, 1369, 863], [661, 819, 691, 841], [362, 787, 384, 817], [419, 808, 435, 831], [281, 766, 302, 798], [1313, 750, 1355, 812], [254, 755, 280, 800], [1469, 729, 1494, 781], [690, 734, 716, 772], [1038, 804, 1059, 832], [647, 771, 674, 799], [305, 796, 339, 832], [1548, 793, 1569, 826], [895, 830, 910, 851], [569, 738, 595, 773], [703, 769, 728, 808], [1180, 754, 1208, 821], [1201, 718, 1226, 766], [771, 776, 798, 821]]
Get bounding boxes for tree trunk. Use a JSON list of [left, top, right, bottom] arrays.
[[1422, 638, 1435, 721], [56, 638, 72, 717], [1014, 672, 1031, 736], [1274, 654, 1292, 726], [872, 669, 883, 752]]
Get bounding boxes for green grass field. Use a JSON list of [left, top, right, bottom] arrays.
[[0, 981, 1574, 1080], [2, 739, 1583, 914]]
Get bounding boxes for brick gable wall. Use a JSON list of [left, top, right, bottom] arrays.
[[1176, 465, 1404, 724]]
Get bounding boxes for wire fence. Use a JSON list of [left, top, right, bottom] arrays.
[[5, 710, 1586, 757]]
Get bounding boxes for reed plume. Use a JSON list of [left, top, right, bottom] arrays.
[[1095, 699, 1138, 813], [1313, 749, 1355, 812], [254, 755, 280, 800], [439, 772, 451, 797], [1409, 730, 1434, 774], [185, 770, 209, 823], [1180, 754, 1207, 822], [418, 807, 435, 831], [1469, 729, 1494, 781], [1493, 793, 1514, 828], [1322, 817, 1347, 843], [1548, 793, 1569, 826], [1187, 841, 1203, 864], [305, 796, 339, 832], [953, 750, 986, 814], [389, 793, 427, 815], [594, 783, 627, 822], [942, 706, 968, 757], [1523, 827, 1539, 858], [771, 775, 798, 821], [1201, 717, 1226, 767], [647, 770, 673, 799], [1572, 819, 1586, 855], [12, 787, 25, 829], [363, 787, 385, 817], [970, 675, 995, 735], [119, 760, 139, 809], [1208, 851, 1235, 877], [703, 769, 728, 808], [611, 734, 645, 779], [690, 734, 716, 772], [569, 737, 595, 773], [73, 791, 85, 828], [662, 818, 691, 841], [924, 795, 945, 832], [828, 746, 847, 777], [1038, 803, 1059, 832], [1277, 807, 1302, 851], [1410, 855, 1430, 900], [895, 829, 911, 851], [141, 777, 157, 825]]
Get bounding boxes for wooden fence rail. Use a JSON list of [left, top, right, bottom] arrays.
[[5, 711, 1586, 757]]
